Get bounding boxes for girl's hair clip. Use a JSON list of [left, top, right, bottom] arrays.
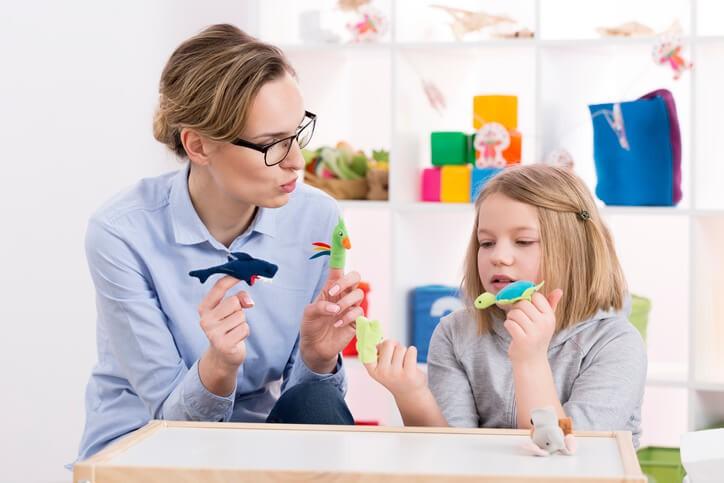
[[578, 210, 591, 221]]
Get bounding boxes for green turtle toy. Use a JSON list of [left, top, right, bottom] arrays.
[[474, 280, 545, 309]]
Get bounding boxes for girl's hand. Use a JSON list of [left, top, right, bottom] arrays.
[[197, 275, 255, 368], [503, 289, 563, 364], [364, 340, 427, 399], [300, 268, 364, 373]]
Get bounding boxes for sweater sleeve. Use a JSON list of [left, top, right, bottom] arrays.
[[563, 328, 647, 446], [426, 313, 480, 427]]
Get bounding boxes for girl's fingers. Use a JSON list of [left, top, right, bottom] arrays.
[[402, 346, 418, 374], [513, 300, 541, 321], [391, 344, 407, 369], [507, 309, 534, 334], [376, 340, 396, 368], [504, 319, 526, 340]]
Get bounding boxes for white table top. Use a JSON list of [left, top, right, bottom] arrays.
[[108, 425, 625, 478]]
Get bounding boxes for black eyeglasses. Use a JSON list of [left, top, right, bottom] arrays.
[[231, 111, 317, 167]]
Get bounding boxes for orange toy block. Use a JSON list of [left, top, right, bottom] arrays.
[[503, 130, 522, 165], [473, 95, 518, 131]]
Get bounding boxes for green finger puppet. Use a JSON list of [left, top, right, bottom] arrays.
[[309, 217, 352, 269], [355, 316, 383, 364]]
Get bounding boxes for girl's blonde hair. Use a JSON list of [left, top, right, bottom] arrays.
[[462, 165, 626, 333], [153, 24, 295, 158]]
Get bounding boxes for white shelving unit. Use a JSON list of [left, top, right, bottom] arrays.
[[253, 0, 724, 446]]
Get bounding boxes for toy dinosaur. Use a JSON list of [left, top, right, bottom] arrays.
[[355, 316, 383, 364], [523, 407, 577, 457], [309, 217, 352, 269], [474, 280, 545, 309], [189, 252, 278, 285]]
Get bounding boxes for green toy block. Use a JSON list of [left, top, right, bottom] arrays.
[[356, 316, 383, 364], [431, 132, 468, 166], [467, 133, 476, 164], [637, 447, 686, 483]]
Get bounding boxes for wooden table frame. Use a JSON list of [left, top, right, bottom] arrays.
[[74, 420, 645, 482]]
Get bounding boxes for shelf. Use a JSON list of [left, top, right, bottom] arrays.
[[539, 36, 692, 47], [278, 42, 393, 53], [647, 363, 689, 388], [692, 382, 724, 392], [339, 200, 390, 210], [256, 0, 724, 441], [395, 39, 537, 50]]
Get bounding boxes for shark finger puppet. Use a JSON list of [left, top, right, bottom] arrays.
[[522, 407, 577, 457], [189, 252, 278, 286], [309, 217, 352, 270], [474, 280, 545, 309], [355, 316, 383, 364]]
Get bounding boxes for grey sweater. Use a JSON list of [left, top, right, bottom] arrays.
[[427, 303, 647, 447]]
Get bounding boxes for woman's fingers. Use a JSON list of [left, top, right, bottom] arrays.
[[198, 275, 240, 315], [222, 321, 250, 351], [333, 306, 363, 328], [326, 270, 361, 298]]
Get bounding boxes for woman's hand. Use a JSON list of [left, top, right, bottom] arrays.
[[299, 268, 364, 373], [503, 289, 563, 365], [197, 276, 254, 395], [364, 340, 427, 399]]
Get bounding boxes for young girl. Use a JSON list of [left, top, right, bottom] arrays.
[[365, 165, 647, 447]]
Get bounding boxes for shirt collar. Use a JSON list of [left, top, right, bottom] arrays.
[[169, 164, 278, 246]]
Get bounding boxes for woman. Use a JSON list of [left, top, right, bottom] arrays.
[[77, 24, 363, 460]]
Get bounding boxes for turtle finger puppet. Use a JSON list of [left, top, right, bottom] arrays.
[[355, 316, 383, 364], [523, 407, 576, 457], [189, 252, 278, 285], [474, 280, 545, 309], [309, 217, 352, 270]]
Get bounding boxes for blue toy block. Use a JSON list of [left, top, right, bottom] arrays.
[[471, 167, 503, 201], [410, 285, 464, 363]]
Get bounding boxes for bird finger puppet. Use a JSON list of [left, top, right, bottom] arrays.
[[189, 252, 278, 285], [474, 280, 545, 309], [355, 316, 383, 364], [309, 217, 352, 270], [523, 407, 577, 457], [652, 33, 692, 80]]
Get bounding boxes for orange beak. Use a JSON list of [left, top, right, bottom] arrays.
[[342, 237, 351, 249]]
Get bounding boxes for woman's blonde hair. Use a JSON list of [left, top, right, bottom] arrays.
[[153, 24, 295, 158], [462, 165, 626, 333]]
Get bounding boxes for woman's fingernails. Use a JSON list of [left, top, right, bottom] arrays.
[[334, 320, 344, 328], [326, 304, 341, 314], [242, 294, 254, 306], [328, 285, 340, 296]]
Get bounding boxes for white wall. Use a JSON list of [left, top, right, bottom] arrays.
[[0, 2, 258, 481]]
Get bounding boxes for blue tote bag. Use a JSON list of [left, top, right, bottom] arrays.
[[589, 90, 681, 206]]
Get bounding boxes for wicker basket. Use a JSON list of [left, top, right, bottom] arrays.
[[304, 171, 369, 200]]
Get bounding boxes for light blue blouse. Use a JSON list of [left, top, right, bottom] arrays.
[[77, 165, 346, 460]]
